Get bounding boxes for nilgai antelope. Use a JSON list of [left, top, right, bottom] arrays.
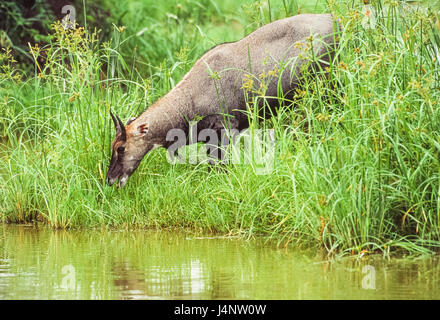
[[106, 13, 339, 187]]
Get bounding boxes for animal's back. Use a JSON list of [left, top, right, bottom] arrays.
[[176, 14, 337, 126]]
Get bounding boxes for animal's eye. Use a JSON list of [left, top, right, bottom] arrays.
[[117, 146, 125, 154]]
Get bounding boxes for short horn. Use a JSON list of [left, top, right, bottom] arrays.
[[110, 111, 126, 140], [110, 110, 120, 132], [116, 114, 127, 141]]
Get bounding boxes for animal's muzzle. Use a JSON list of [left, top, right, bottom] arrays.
[[105, 175, 128, 187], [106, 176, 116, 186]]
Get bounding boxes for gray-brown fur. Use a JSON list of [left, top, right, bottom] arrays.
[[106, 13, 339, 186]]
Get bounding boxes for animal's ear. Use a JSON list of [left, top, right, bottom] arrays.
[[134, 122, 149, 136], [126, 117, 136, 126]]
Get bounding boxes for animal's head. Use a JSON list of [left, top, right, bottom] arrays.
[[105, 111, 150, 187]]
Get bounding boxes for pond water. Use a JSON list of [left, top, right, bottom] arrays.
[[0, 224, 439, 300]]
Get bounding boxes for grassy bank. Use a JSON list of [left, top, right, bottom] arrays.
[[1, 0, 440, 256]]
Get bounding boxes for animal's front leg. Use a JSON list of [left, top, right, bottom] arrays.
[[198, 115, 240, 165]]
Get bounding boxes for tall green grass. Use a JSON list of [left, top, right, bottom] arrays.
[[0, 0, 440, 256]]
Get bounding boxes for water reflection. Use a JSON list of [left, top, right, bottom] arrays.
[[0, 224, 439, 299]]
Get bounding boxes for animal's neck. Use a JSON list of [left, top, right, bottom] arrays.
[[135, 85, 193, 146]]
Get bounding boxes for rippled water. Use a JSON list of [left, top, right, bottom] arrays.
[[0, 224, 439, 299]]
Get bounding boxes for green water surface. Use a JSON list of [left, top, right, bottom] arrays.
[[0, 224, 439, 299]]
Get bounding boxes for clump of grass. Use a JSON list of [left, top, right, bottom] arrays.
[[0, 0, 440, 256]]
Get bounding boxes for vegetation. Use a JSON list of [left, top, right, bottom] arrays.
[[1, 0, 440, 256]]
